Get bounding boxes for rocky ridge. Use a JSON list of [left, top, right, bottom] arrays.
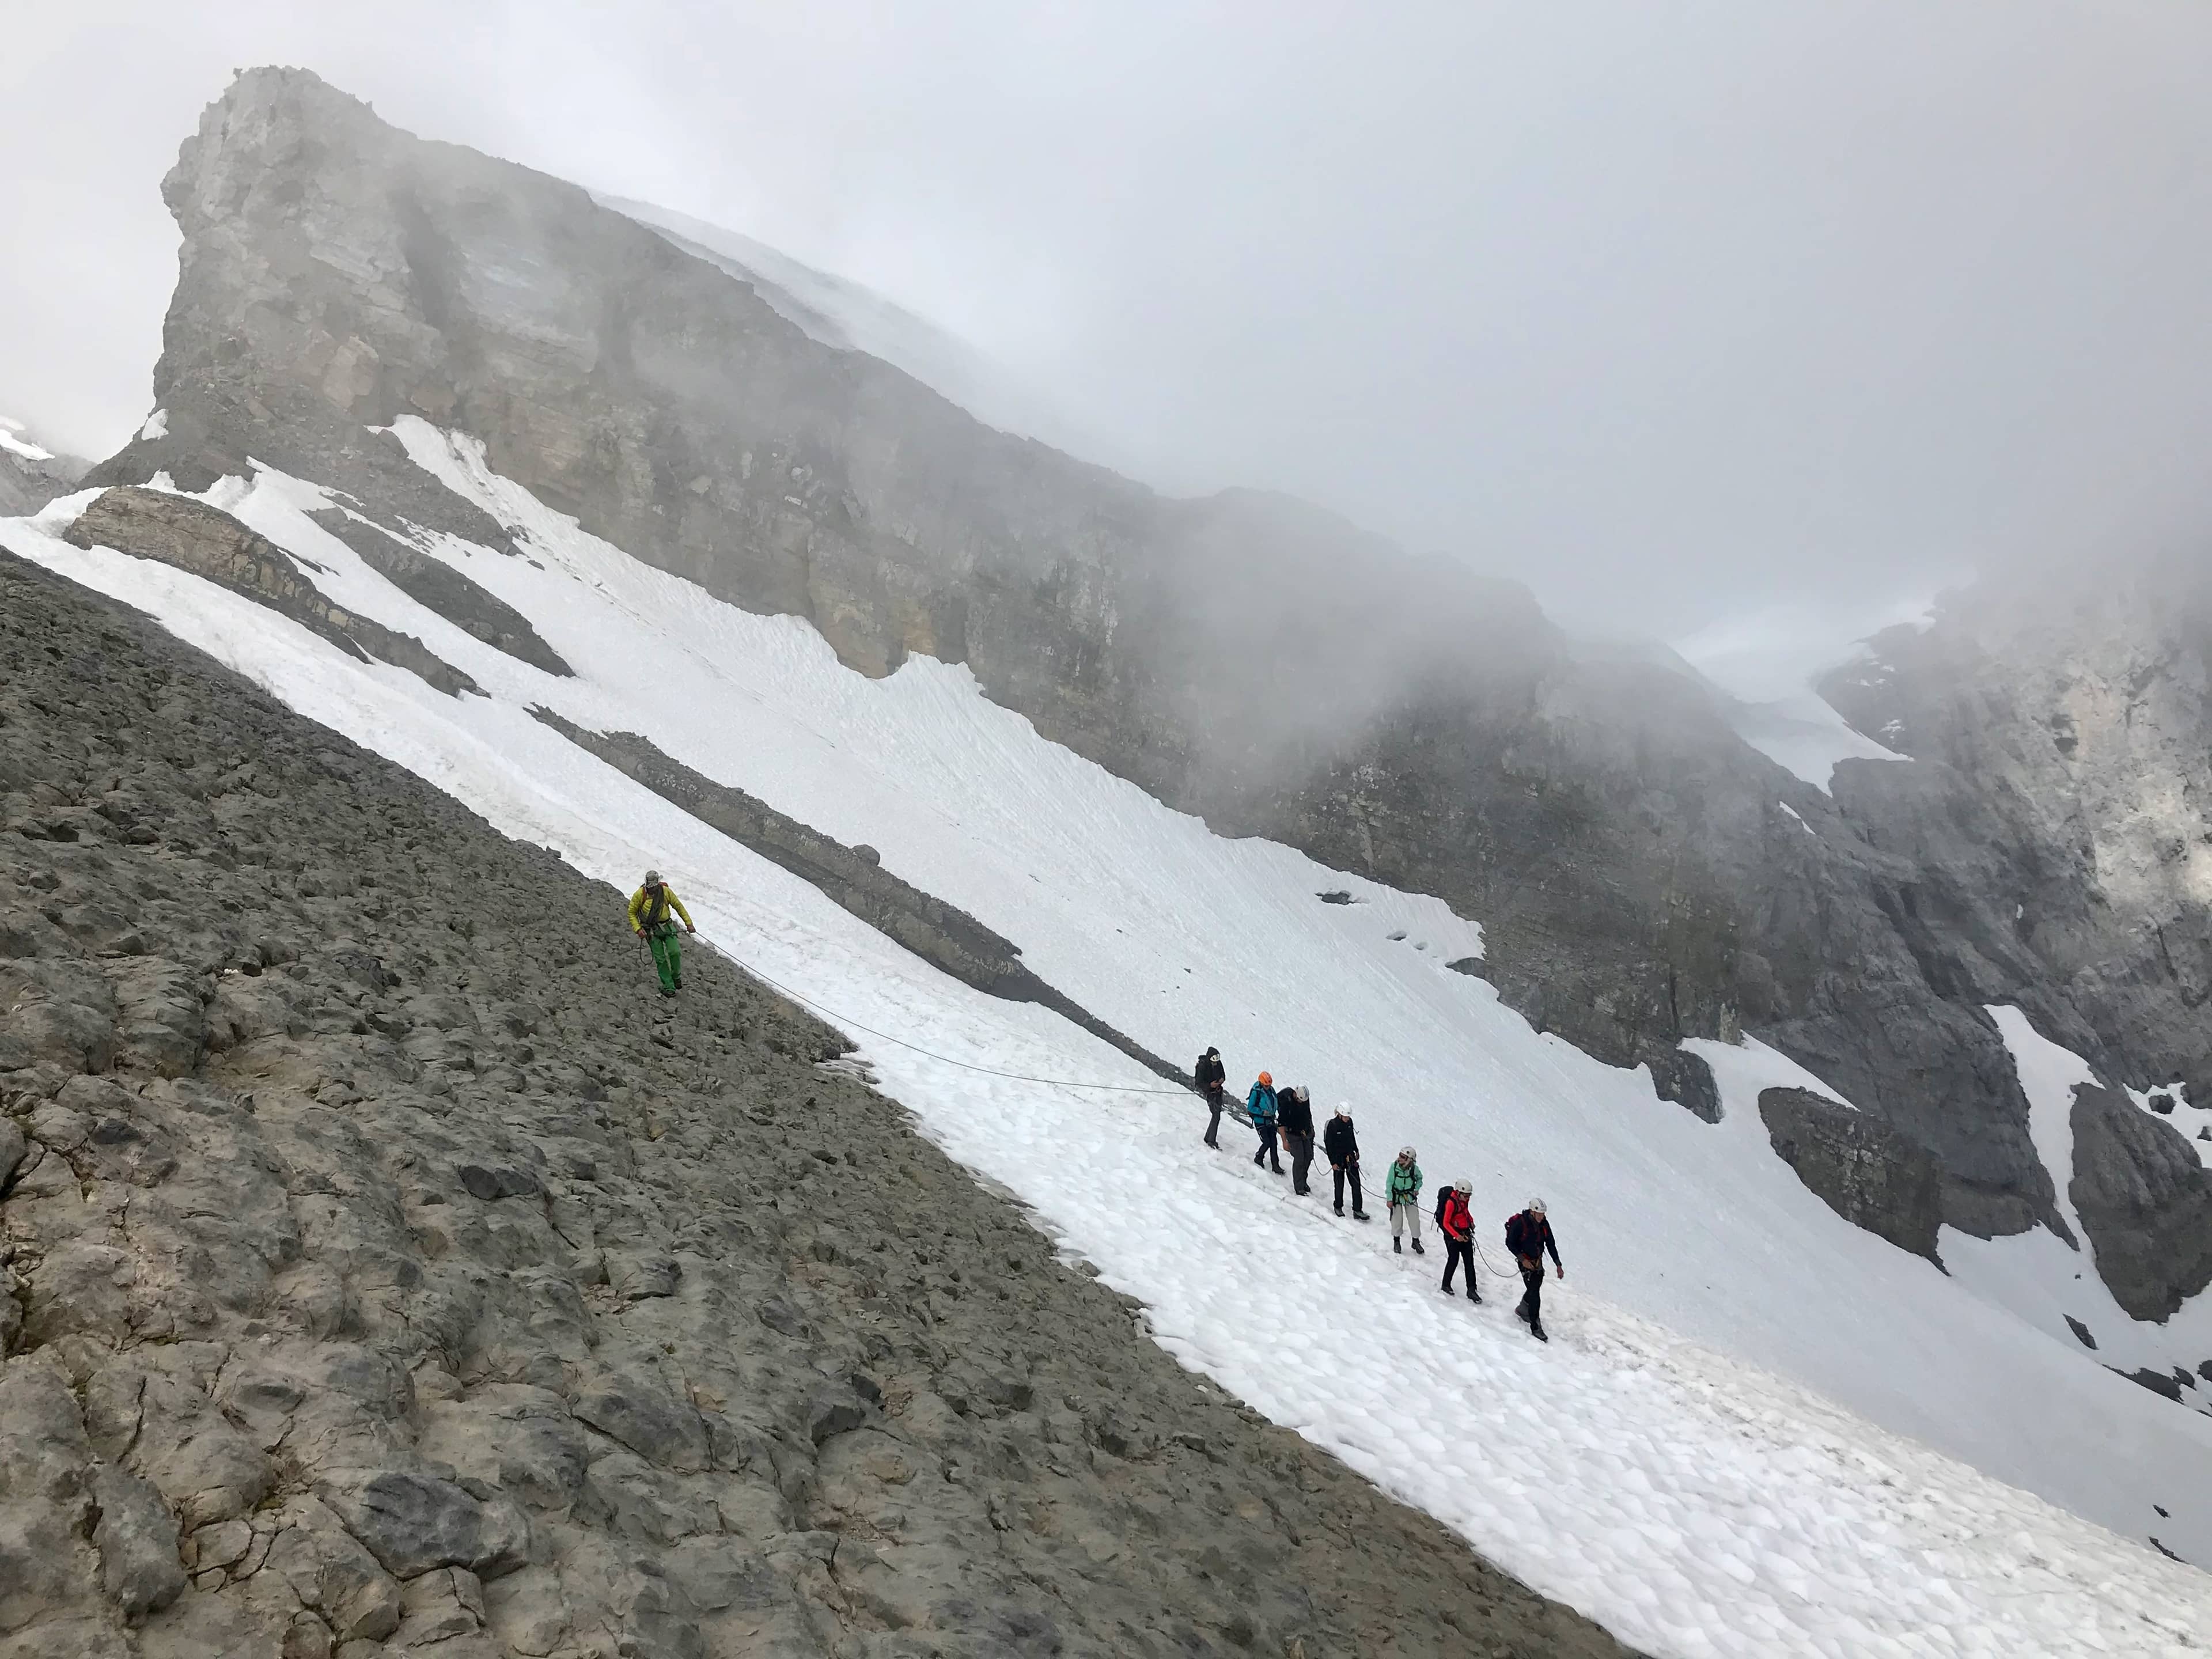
[[0, 423, 86, 519], [82, 67, 2212, 1309], [0, 546, 1634, 1658]]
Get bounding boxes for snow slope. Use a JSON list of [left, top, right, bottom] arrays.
[[10, 440, 2212, 1654], [1938, 1009, 2212, 1423]]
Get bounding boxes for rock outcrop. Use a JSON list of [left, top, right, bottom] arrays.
[[1756, 1088, 1946, 1262], [84, 66, 2212, 1293], [0, 547, 1635, 1657], [62, 487, 479, 698], [309, 508, 571, 677], [2067, 1082, 2212, 1322]]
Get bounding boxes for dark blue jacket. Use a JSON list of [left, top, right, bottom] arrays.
[[1505, 1211, 1561, 1269]]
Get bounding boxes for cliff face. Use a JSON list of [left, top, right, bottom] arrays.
[[90, 69, 2212, 1287], [1821, 559, 2212, 1112]]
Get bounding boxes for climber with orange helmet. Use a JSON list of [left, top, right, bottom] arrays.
[[1246, 1071, 1284, 1175]]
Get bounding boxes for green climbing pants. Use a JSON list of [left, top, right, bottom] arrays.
[[645, 923, 683, 993]]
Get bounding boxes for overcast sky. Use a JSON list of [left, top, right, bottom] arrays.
[[6, 2, 2212, 641]]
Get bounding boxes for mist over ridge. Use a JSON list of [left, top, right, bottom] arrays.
[[10, 2, 2212, 643]]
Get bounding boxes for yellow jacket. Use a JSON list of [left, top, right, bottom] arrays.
[[628, 882, 695, 934]]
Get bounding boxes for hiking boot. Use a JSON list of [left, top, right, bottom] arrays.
[[1469, 1286, 1482, 1303], [1514, 1301, 1530, 1324], [1531, 1323, 1548, 1343], [1411, 1238, 1425, 1255], [1393, 1237, 1403, 1254], [1354, 1210, 1370, 1222], [1333, 1204, 1344, 1217], [673, 975, 683, 989]]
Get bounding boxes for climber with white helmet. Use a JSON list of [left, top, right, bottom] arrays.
[[627, 869, 696, 997], [1506, 1198, 1564, 1342]]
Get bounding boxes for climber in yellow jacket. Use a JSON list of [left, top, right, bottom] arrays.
[[628, 870, 696, 996]]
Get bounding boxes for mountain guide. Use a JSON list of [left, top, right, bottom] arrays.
[[1196, 1046, 1227, 1147], [627, 870, 696, 997], [1507, 1199, 1564, 1342], [1385, 1147, 1425, 1254], [1323, 1105, 1368, 1219], [1438, 1180, 1478, 1300], [1248, 1072, 1284, 1174], [1279, 1085, 1317, 1195]]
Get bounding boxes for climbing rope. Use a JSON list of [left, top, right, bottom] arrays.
[[699, 930, 1537, 1274], [700, 933, 1194, 1096]]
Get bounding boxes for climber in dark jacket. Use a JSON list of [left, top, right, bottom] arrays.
[[1196, 1048, 1227, 1147], [1277, 1085, 1317, 1195], [1247, 1073, 1283, 1174], [1321, 1107, 1367, 1219], [1506, 1200, 1564, 1341]]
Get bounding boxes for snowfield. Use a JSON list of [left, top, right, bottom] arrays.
[[10, 433, 2212, 1656]]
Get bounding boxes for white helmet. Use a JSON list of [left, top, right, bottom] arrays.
[[644, 869, 662, 885], [1528, 1196, 1546, 1215], [1454, 1179, 1472, 1194]]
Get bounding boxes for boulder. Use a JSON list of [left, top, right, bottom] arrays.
[[1758, 1088, 1945, 1261], [2069, 1081, 2212, 1321]]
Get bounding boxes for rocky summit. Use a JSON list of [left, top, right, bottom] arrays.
[[86, 68, 2212, 1309], [0, 548, 1634, 1657]]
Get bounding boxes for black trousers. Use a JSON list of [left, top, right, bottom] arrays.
[[1519, 1265, 1546, 1325], [1203, 1086, 1225, 1146], [1332, 1160, 1364, 1214], [1287, 1132, 1314, 1193], [1253, 1122, 1283, 1171], [1442, 1237, 1475, 1292]]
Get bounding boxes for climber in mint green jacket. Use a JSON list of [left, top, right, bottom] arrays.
[[1384, 1148, 1425, 1256]]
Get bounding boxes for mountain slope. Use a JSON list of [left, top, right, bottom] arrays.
[[94, 64, 2189, 1280], [10, 445, 2212, 1652], [0, 546, 1637, 1659]]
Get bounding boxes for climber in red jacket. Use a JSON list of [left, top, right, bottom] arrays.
[[1437, 1180, 1479, 1302]]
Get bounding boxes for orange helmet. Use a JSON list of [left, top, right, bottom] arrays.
[[1257, 1071, 1272, 1085]]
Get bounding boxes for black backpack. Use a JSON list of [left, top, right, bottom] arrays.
[[1433, 1187, 1450, 1226]]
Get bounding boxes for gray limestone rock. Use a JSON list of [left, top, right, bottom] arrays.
[[1651, 1048, 1721, 1124], [63, 487, 481, 699], [91, 1465, 187, 1622], [308, 507, 573, 677], [316, 1471, 530, 1582], [1757, 1088, 1945, 1262], [2068, 1081, 2212, 1321]]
